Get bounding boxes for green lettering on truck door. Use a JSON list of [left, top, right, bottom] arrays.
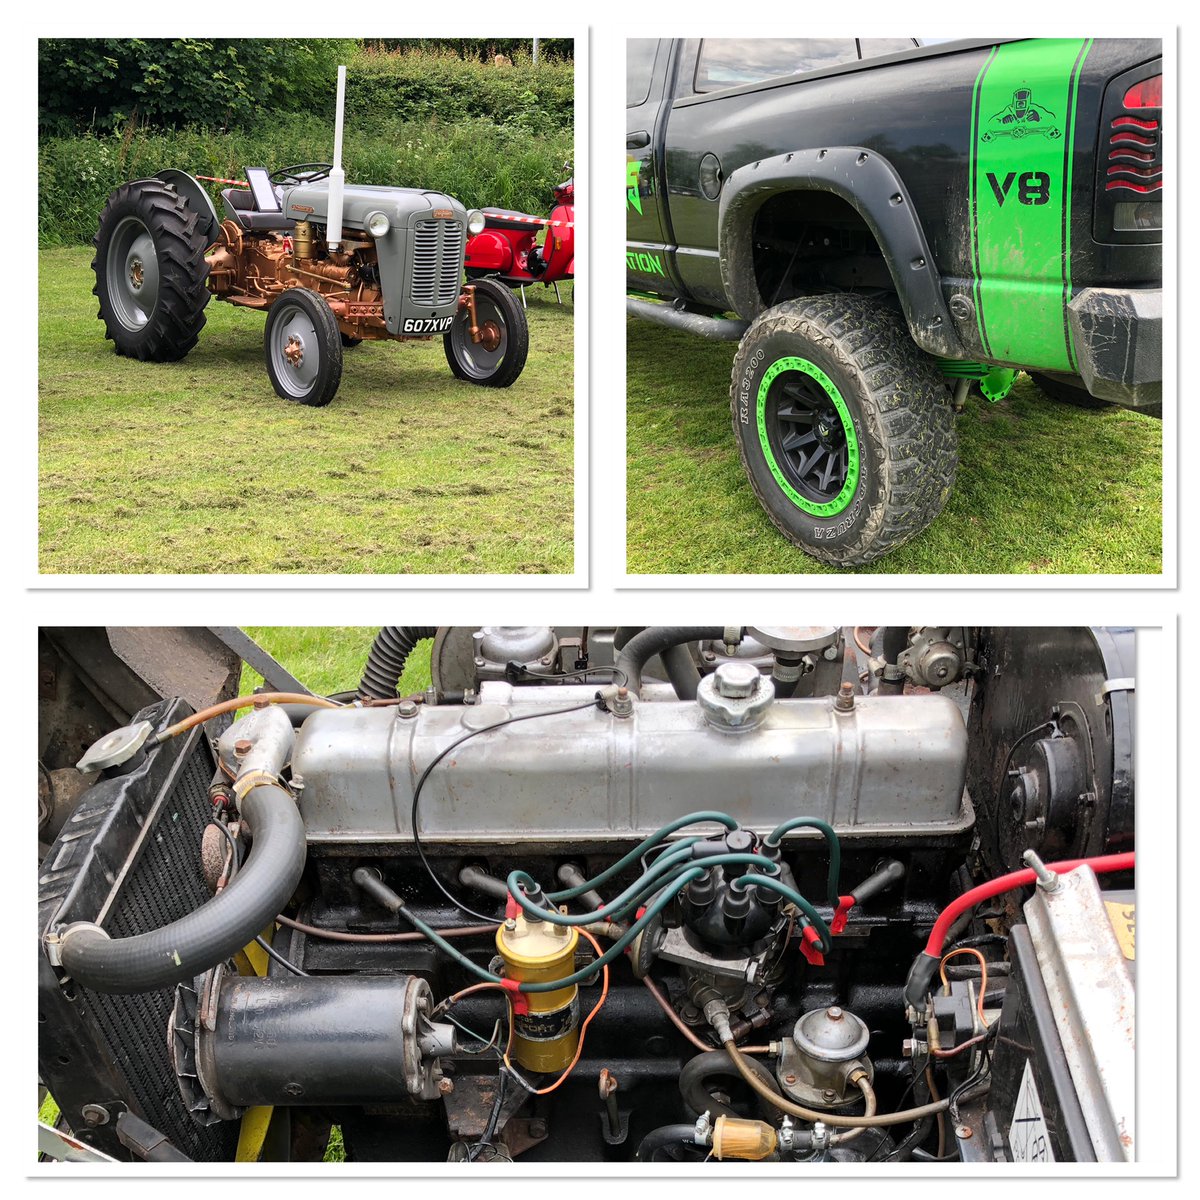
[[969, 39, 1092, 372]]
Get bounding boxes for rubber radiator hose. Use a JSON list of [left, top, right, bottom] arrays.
[[616, 627, 727, 697], [636, 1123, 708, 1162], [357, 626, 438, 700], [679, 1049, 785, 1121], [614, 627, 702, 699], [57, 783, 306, 994]]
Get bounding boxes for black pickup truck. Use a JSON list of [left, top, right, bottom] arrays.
[[626, 38, 1163, 566]]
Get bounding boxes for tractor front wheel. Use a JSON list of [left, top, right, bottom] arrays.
[[264, 288, 344, 407], [92, 180, 211, 361], [443, 278, 529, 388]]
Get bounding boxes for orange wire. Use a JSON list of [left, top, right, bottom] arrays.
[[501, 927, 610, 1095], [938, 946, 990, 1028], [445, 981, 510, 1007]]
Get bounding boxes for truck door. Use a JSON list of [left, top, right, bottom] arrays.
[[626, 39, 678, 295]]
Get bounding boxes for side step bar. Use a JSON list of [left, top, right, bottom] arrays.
[[626, 297, 749, 341]]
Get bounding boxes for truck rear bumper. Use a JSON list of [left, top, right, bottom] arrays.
[[1067, 287, 1162, 408]]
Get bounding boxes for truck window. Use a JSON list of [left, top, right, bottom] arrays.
[[858, 38, 919, 60], [627, 39, 659, 107], [693, 39, 859, 92]]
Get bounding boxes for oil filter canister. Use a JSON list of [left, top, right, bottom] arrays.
[[496, 912, 580, 1073]]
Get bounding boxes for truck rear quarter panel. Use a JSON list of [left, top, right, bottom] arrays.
[[647, 38, 1161, 373]]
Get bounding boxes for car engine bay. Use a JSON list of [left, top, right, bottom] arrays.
[[37, 625, 1136, 1164]]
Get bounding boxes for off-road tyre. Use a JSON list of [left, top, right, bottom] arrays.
[[730, 294, 958, 567], [92, 180, 211, 361], [264, 288, 344, 407], [443, 277, 529, 388], [1029, 371, 1114, 411]]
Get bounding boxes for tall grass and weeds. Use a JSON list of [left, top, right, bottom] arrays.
[[38, 46, 573, 246]]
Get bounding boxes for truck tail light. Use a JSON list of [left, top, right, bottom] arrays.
[[1123, 74, 1162, 108], [1094, 60, 1163, 241]]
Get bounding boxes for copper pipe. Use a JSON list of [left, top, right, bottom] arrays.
[[155, 692, 342, 742]]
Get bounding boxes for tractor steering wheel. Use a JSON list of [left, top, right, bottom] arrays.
[[271, 163, 335, 185]]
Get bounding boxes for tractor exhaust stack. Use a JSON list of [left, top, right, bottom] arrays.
[[326, 65, 347, 251]]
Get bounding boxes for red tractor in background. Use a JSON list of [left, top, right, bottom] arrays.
[[464, 166, 574, 303]]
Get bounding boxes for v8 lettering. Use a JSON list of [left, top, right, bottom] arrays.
[[986, 170, 1052, 207]]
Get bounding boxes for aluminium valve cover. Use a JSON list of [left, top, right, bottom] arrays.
[[291, 686, 971, 843]]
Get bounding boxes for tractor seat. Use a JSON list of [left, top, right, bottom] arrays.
[[482, 208, 538, 232], [221, 186, 297, 233]]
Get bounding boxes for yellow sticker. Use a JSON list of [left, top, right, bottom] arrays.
[[1105, 900, 1136, 960]]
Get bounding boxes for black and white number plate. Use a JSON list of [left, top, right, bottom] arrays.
[[402, 316, 454, 334]]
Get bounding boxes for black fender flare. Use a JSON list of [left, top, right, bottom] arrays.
[[717, 145, 966, 359]]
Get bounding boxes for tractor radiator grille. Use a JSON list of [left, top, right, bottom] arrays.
[[410, 219, 464, 307], [77, 747, 238, 1163]]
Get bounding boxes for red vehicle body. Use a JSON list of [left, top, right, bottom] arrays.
[[465, 173, 574, 292]]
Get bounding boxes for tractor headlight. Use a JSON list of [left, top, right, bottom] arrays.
[[466, 209, 487, 236], [365, 211, 391, 238]]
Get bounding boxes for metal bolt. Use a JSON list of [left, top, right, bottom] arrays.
[[1023, 849, 1060, 892], [822, 1089, 838, 1102], [835, 682, 855, 711], [503, 918, 517, 932], [233, 738, 252, 758], [290, 774, 305, 791], [823, 644, 839, 660], [398, 699, 418, 719], [438, 1077, 454, 1096], [826, 1006, 844, 1021], [528, 1119, 547, 1140], [784, 1073, 797, 1085], [81, 1104, 110, 1127], [956, 1124, 973, 1140]]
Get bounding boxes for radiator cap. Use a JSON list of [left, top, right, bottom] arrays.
[[77, 720, 153, 773]]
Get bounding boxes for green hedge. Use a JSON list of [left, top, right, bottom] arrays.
[[38, 39, 357, 134], [39, 114, 574, 246], [345, 47, 573, 132], [39, 41, 572, 136]]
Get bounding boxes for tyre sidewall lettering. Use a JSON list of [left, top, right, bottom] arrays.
[[737, 346, 766, 426]]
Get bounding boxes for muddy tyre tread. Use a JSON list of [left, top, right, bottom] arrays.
[[730, 294, 958, 567]]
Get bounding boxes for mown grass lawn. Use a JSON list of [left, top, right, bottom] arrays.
[[38, 247, 574, 575], [626, 317, 1162, 576]]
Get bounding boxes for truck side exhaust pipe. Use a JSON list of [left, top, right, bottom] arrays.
[[626, 297, 748, 341], [326, 65, 347, 251]]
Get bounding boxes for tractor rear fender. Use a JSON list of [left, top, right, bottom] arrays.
[[717, 145, 966, 359], [154, 170, 222, 248]]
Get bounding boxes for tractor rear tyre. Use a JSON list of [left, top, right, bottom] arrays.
[[730, 294, 958, 567], [443, 277, 529, 388], [92, 179, 211, 361], [264, 288, 344, 407]]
